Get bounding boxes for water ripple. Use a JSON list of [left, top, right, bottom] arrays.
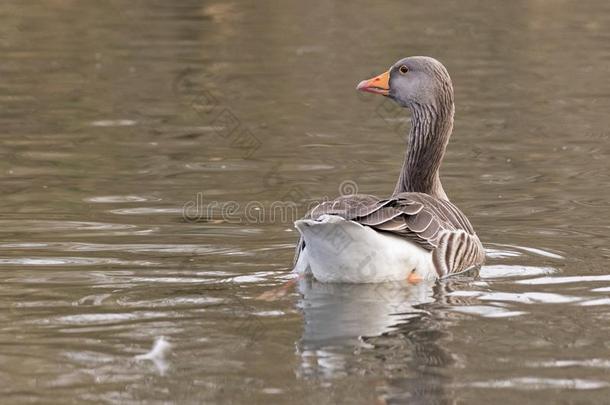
[[516, 275, 610, 285], [480, 265, 557, 279], [465, 377, 608, 390], [0, 257, 158, 266]]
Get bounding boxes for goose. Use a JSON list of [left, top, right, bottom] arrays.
[[293, 56, 485, 283]]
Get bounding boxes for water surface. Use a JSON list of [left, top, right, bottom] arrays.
[[1, 0, 610, 403]]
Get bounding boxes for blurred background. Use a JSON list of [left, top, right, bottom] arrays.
[[0, 0, 609, 403]]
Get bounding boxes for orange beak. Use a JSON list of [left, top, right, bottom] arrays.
[[356, 70, 390, 96]]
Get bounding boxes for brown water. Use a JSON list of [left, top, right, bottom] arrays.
[[1, 0, 610, 403]]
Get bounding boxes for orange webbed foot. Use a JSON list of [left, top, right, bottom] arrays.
[[407, 271, 423, 284], [256, 277, 299, 301]]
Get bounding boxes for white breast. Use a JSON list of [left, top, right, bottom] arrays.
[[294, 215, 436, 283]]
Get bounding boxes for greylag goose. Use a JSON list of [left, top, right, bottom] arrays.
[[293, 56, 485, 283]]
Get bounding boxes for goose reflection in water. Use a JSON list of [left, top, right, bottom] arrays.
[[295, 277, 476, 403], [297, 278, 435, 348]]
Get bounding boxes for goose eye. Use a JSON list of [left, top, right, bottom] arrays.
[[399, 65, 409, 75]]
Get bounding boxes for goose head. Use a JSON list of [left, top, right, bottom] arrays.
[[356, 56, 453, 110]]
